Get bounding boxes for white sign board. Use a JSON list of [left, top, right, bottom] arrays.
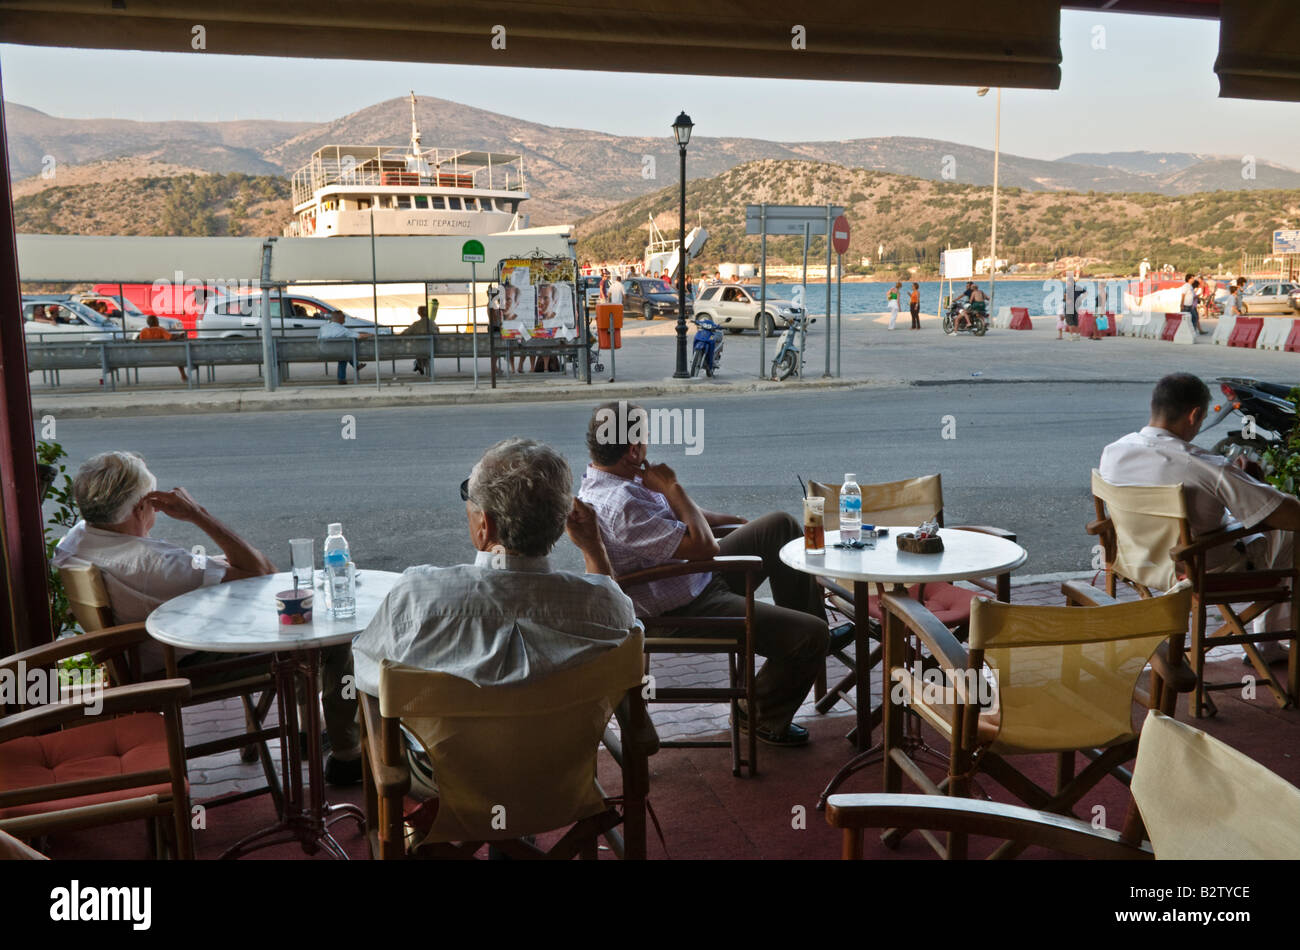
[[745, 205, 845, 236], [1274, 230, 1300, 255], [940, 247, 974, 280]]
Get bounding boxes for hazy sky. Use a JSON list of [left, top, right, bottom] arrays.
[[2, 10, 1297, 165]]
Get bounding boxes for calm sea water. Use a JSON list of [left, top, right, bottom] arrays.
[[764, 280, 1100, 316]]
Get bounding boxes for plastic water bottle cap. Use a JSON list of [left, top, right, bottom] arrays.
[[327, 523, 342, 535], [844, 474, 856, 484]]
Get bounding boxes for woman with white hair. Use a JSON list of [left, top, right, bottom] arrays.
[[54, 451, 275, 623], [53, 451, 365, 785]]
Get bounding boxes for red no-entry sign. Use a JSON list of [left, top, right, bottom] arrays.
[[832, 215, 850, 255]]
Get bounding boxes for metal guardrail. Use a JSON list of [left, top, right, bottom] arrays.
[[27, 333, 497, 390]]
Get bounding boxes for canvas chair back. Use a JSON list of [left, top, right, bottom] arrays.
[[378, 632, 644, 847], [1133, 710, 1300, 859], [1091, 470, 1187, 592], [808, 474, 943, 533], [58, 561, 114, 632], [968, 589, 1192, 754]]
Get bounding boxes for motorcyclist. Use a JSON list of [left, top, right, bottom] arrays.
[[954, 282, 986, 331]]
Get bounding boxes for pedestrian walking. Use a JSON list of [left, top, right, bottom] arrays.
[[1063, 273, 1080, 341], [887, 281, 901, 330], [909, 282, 921, 330], [1180, 272, 1205, 334]]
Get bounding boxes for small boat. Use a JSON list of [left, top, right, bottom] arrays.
[[643, 215, 707, 281]]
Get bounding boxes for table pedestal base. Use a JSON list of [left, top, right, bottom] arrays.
[[221, 650, 364, 860]]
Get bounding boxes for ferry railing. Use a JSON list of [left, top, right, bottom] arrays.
[[293, 151, 525, 204]]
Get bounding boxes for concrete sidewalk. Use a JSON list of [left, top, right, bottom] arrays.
[[30, 310, 1300, 418]]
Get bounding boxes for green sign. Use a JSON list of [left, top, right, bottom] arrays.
[[461, 239, 486, 263]]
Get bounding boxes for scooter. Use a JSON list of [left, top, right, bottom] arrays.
[[770, 312, 817, 380], [689, 315, 724, 377], [1203, 377, 1297, 473], [943, 300, 988, 336]]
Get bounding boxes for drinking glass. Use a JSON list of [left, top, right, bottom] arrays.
[[289, 538, 314, 592], [803, 497, 825, 555]]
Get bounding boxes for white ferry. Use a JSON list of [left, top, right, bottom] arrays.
[[283, 92, 561, 327], [283, 98, 529, 238]]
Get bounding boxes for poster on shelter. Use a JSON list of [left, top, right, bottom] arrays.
[[496, 258, 578, 341]]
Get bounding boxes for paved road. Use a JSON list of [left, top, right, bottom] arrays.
[[44, 381, 1225, 578]]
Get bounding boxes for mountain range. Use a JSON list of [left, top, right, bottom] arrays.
[[7, 95, 1300, 226]]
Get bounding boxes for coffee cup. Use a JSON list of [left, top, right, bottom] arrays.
[[275, 588, 313, 625]]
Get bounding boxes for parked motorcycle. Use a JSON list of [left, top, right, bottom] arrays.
[[689, 315, 724, 377], [771, 312, 816, 380], [942, 300, 988, 336], [1203, 377, 1298, 473]]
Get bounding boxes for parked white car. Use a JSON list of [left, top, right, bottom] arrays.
[[22, 298, 118, 343], [1242, 281, 1300, 317], [693, 283, 804, 337], [68, 293, 185, 334], [198, 291, 390, 338]]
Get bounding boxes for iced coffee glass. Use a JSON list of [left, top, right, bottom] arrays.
[[803, 496, 825, 554]]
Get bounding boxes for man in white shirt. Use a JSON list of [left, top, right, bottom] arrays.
[[53, 451, 363, 784], [609, 274, 626, 307], [1099, 373, 1300, 636], [318, 312, 372, 384], [352, 438, 638, 797], [1179, 273, 1206, 335]]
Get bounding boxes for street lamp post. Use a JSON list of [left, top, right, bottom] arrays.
[[672, 110, 693, 378], [977, 87, 1001, 314]]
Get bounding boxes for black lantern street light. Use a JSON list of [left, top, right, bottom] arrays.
[[672, 110, 693, 378]]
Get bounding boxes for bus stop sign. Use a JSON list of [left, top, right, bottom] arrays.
[[461, 239, 486, 263]]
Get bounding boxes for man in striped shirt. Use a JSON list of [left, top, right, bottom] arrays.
[[578, 401, 833, 747]]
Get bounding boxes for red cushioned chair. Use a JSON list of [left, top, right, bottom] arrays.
[[0, 624, 194, 859], [805, 475, 1015, 720]]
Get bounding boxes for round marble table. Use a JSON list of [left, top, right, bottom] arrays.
[[779, 528, 1027, 804], [779, 528, 1027, 589], [148, 570, 398, 654], [147, 570, 400, 860]]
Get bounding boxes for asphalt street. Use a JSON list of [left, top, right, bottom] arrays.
[[43, 381, 1224, 578]]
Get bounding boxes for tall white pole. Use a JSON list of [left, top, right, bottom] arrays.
[[990, 87, 1000, 315]]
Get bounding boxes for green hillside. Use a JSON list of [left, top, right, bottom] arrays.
[[576, 159, 1300, 275], [14, 172, 292, 237]]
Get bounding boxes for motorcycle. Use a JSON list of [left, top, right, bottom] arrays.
[[689, 315, 724, 377], [1203, 377, 1297, 473], [771, 311, 817, 381], [943, 300, 988, 336]]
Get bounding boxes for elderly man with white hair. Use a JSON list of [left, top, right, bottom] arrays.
[[53, 451, 364, 785], [352, 438, 638, 798]]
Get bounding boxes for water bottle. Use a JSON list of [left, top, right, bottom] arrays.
[[840, 474, 862, 543], [323, 522, 355, 619]]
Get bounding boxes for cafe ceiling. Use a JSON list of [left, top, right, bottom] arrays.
[[0, 0, 1294, 100]]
